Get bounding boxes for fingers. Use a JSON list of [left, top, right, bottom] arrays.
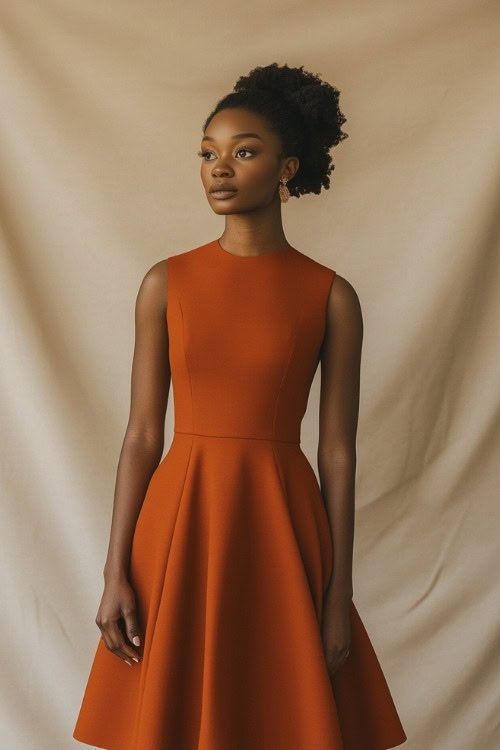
[[325, 646, 350, 677], [122, 607, 142, 651], [96, 616, 142, 666]]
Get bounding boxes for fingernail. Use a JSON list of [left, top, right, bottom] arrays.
[[125, 660, 133, 666], [132, 657, 139, 663], [133, 636, 141, 646]]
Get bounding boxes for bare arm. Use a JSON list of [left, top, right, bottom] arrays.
[[318, 273, 363, 606], [103, 259, 170, 582]]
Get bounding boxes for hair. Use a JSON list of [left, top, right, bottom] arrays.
[[202, 62, 348, 198]]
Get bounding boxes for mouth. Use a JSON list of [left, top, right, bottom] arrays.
[[210, 189, 238, 200]]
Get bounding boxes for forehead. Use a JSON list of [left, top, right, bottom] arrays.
[[202, 108, 274, 143]]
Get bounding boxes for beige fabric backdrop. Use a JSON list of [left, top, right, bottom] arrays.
[[1, 1, 499, 748]]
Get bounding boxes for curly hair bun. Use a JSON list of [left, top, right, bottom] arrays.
[[202, 62, 348, 197], [235, 63, 347, 148]]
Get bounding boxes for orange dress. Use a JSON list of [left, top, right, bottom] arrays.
[[73, 239, 407, 749]]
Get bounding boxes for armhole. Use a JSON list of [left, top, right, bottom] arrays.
[[325, 269, 336, 317], [318, 269, 336, 364], [165, 256, 170, 324], [327, 268, 336, 297]]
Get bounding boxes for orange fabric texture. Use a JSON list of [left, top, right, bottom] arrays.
[[73, 239, 407, 749]]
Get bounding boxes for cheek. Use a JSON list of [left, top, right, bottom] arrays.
[[241, 163, 277, 190], [200, 167, 213, 189]]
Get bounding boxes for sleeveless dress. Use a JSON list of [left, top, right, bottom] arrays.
[[73, 239, 407, 750]]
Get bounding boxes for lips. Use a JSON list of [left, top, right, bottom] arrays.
[[209, 183, 237, 194]]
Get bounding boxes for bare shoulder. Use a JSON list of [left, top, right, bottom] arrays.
[[326, 272, 363, 333], [140, 258, 168, 290], [136, 259, 168, 315]]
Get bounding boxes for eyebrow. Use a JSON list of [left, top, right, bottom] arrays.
[[201, 132, 264, 143]]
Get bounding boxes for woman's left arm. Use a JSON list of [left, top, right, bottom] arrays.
[[318, 272, 363, 626]]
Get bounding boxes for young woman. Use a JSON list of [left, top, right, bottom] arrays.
[[73, 62, 407, 749]]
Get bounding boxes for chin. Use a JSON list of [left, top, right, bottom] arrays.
[[209, 203, 242, 215]]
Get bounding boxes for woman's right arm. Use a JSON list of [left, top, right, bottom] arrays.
[[95, 259, 170, 666]]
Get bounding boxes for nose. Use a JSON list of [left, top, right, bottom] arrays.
[[213, 167, 232, 177], [212, 157, 233, 177]]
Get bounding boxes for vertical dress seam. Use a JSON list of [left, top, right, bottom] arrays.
[[271, 301, 305, 494], [178, 298, 194, 434]]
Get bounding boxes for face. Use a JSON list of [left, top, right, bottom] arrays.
[[198, 108, 299, 214]]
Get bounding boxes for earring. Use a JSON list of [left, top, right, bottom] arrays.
[[279, 176, 290, 203]]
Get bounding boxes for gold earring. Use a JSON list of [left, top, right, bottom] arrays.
[[279, 176, 290, 203]]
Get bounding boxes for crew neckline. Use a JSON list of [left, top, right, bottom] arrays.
[[213, 238, 294, 259]]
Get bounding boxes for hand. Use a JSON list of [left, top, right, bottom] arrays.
[[321, 594, 351, 678], [95, 576, 143, 666]]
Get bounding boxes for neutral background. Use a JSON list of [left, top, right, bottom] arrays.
[[1, 1, 499, 748]]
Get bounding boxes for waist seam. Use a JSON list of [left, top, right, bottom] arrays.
[[174, 429, 300, 445]]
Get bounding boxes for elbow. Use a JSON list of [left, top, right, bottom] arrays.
[[124, 426, 165, 454], [317, 444, 356, 472]]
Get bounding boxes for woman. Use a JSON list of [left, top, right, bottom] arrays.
[[73, 62, 407, 749]]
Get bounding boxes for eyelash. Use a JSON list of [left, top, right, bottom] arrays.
[[197, 147, 255, 161]]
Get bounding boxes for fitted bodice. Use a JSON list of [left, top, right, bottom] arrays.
[[166, 239, 335, 444]]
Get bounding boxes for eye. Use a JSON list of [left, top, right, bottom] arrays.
[[235, 147, 255, 158], [197, 147, 255, 161]]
